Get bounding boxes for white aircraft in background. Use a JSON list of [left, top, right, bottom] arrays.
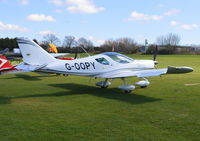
[[0, 48, 9, 55], [0, 38, 193, 93]]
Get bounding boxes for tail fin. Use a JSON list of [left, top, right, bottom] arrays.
[[0, 56, 13, 70], [16, 38, 56, 65]]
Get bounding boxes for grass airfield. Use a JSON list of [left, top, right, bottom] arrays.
[[0, 55, 200, 141]]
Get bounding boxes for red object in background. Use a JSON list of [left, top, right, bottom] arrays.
[[56, 57, 74, 60], [0, 56, 13, 69], [49, 47, 54, 53], [0, 56, 17, 73]]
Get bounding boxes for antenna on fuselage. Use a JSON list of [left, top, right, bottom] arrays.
[[80, 45, 90, 57], [74, 45, 90, 59]]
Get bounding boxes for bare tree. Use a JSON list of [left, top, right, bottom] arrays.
[[117, 37, 138, 53], [101, 37, 138, 53], [77, 37, 94, 52], [63, 36, 77, 48], [100, 39, 117, 52], [42, 34, 61, 46], [156, 33, 181, 54], [77, 38, 93, 48], [156, 33, 181, 46], [156, 35, 165, 46]]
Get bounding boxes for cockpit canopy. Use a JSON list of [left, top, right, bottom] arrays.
[[101, 52, 134, 64]]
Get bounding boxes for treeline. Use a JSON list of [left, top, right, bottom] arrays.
[[0, 38, 18, 51], [0, 33, 199, 54]]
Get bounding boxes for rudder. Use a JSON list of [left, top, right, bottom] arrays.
[[16, 38, 57, 66]]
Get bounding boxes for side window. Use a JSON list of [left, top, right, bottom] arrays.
[[95, 57, 110, 65]]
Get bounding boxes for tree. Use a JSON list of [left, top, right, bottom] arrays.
[[117, 37, 138, 53], [100, 39, 117, 52], [156, 33, 181, 54], [63, 36, 77, 48], [156, 33, 181, 46], [100, 37, 138, 53], [42, 34, 61, 46], [0, 38, 18, 51], [77, 37, 94, 52]]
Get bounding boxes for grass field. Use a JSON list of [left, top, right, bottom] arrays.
[[0, 54, 200, 141]]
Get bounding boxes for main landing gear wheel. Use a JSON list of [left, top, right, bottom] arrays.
[[124, 90, 132, 93], [141, 86, 147, 88], [118, 78, 135, 93], [135, 78, 150, 88], [101, 85, 108, 88], [96, 78, 111, 88]]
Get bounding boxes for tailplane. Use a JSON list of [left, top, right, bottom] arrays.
[[16, 38, 57, 65]]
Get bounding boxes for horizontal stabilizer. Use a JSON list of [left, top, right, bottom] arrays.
[[1, 63, 46, 74]]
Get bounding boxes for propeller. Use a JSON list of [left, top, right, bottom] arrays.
[[74, 46, 79, 59], [153, 45, 158, 65], [74, 52, 77, 59]]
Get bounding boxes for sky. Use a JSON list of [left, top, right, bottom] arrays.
[[0, 0, 199, 46]]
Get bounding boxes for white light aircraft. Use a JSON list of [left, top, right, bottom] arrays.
[[0, 38, 193, 93]]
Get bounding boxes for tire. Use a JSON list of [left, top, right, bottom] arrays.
[[124, 90, 131, 93], [101, 86, 108, 88]]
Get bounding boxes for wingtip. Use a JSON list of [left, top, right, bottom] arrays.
[[167, 66, 193, 74]]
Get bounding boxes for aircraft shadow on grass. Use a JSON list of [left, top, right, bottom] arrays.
[[0, 83, 161, 105], [7, 74, 56, 81]]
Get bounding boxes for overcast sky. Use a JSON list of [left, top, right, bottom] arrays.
[[0, 0, 199, 45]]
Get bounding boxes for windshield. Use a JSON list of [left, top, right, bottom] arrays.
[[101, 52, 133, 64]]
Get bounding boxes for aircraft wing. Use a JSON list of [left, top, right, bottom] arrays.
[[95, 66, 193, 79]]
